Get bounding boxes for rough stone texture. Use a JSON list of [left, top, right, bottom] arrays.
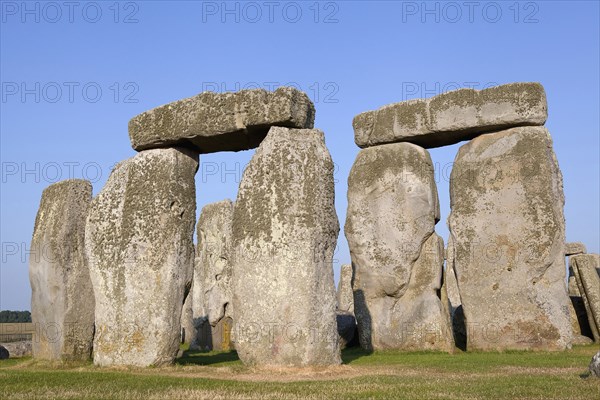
[[336, 312, 357, 349], [345, 142, 453, 351], [590, 351, 600, 378], [448, 126, 572, 351], [181, 287, 195, 345], [192, 320, 212, 351], [232, 127, 340, 366], [0, 345, 8, 359], [565, 242, 587, 256], [354, 82, 547, 149], [443, 236, 465, 350], [129, 87, 315, 153], [568, 264, 594, 341], [568, 275, 581, 297], [0, 341, 32, 358], [197, 201, 234, 330], [571, 254, 600, 342], [86, 148, 198, 367], [29, 179, 95, 361], [211, 317, 234, 351], [189, 245, 212, 352], [337, 264, 354, 314]]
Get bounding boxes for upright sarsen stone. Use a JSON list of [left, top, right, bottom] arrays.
[[196, 200, 235, 351], [448, 126, 571, 350], [29, 179, 95, 361], [232, 127, 340, 366], [570, 254, 600, 342], [85, 148, 198, 366], [337, 264, 354, 314], [345, 142, 453, 351]]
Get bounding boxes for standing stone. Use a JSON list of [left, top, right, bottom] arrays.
[[443, 236, 466, 350], [571, 254, 600, 342], [448, 126, 572, 350], [29, 179, 95, 361], [190, 244, 211, 351], [196, 200, 235, 351], [232, 127, 340, 366], [345, 142, 453, 351], [129, 87, 315, 153], [86, 148, 198, 366], [181, 285, 195, 345], [568, 265, 594, 343], [337, 264, 354, 314]]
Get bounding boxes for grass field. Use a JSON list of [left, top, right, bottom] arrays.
[[1, 345, 598, 399]]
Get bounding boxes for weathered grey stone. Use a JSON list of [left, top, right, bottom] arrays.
[[448, 126, 571, 350], [181, 286, 195, 345], [572, 335, 593, 345], [345, 142, 453, 351], [571, 254, 600, 342], [444, 238, 462, 315], [337, 264, 354, 314], [232, 126, 340, 366], [197, 200, 234, 329], [336, 312, 357, 349], [0, 345, 8, 359], [0, 341, 32, 358], [565, 242, 587, 256], [354, 82, 547, 149], [568, 275, 581, 297], [190, 200, 235, 352], [129, 87, 315, 153], [190, 244, 208, 351], [590, 351, 600, 377], [29, 179, 95, 361], [85, 148, 198, 366], [443, 236, 465, 350]]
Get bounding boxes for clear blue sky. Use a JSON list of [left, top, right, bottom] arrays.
[[1, 1, 598, 311]]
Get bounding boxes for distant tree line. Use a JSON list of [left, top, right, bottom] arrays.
[[0, 310, 32, 323]]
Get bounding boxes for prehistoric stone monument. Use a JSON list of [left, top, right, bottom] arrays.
[[337, 264, 354, 314], [29, 179, 95, 361], [348, 82, 573, 351], [194, 200, 235, 351], [449, 126, 571, 350], [128, 87, 314, 153], [345, 142, 453, 351], [180, 287, 195, 345], [570, 254, 600, 342], [30, 82, 587, 369], [336, 264, 357, 348], [232, 126, 341, 366], [443, 238, 466, 349], [82, 87, 315, 366], [353, 82, 547, 149], [85, 148, 198, 366], [565, 244, 595, 345]]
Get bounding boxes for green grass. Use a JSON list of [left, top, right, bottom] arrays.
[[0, 345, 598, 399]]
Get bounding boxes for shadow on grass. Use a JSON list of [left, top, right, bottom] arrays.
[[341, 346, 373, 364], [177, 350, 241, 366]]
